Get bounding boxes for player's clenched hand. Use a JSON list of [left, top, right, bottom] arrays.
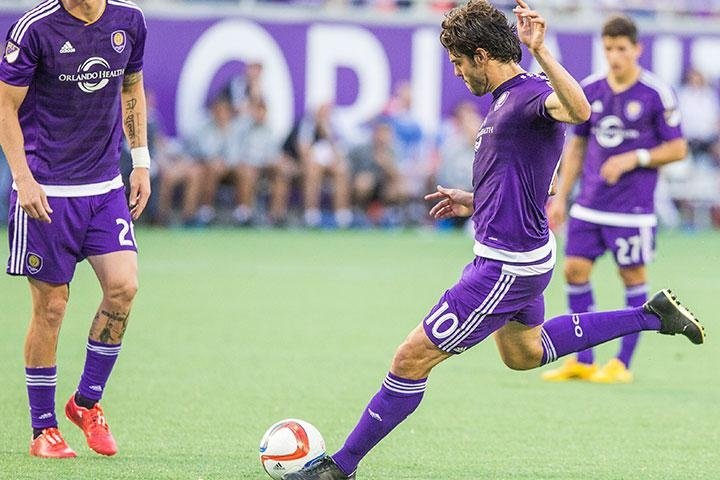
[[129, 167, 151, 220], [514, 0, 547, 53], [15, 176, 52, 223], [600, 151, 638, 185], [546, 195, 566, 231], [424, 185, 473, 219]]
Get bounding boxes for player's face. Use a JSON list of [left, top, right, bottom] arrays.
[[449, 51, 488, 96], [602, 36, 642, 79]]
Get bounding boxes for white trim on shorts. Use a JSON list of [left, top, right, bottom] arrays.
[[9, 195, 28, 274], [12, 175, 124, 197], [569, 204, 658, 228], [473, 231, 556, 264]]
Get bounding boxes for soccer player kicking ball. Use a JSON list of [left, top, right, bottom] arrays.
[[284, 1, 704, 478], [541, 15, 688, 384], [0, 0, 150, 458]]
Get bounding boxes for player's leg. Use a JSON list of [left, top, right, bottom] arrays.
[[542, 217, 604, 381], [497, 287, 703, 372], [65, 188, 139, 456], [8, 191, 81, 457], [591, 224, 655, 382], [25, 279, 77, 458]]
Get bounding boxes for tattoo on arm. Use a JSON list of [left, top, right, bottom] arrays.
[[126, 98, 137, 110], [122, 71, 143, 92], [90, 309, 131, 344], [124, 112, 137, 146]]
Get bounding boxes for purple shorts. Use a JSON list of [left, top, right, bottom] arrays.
[[7, 187, 137, 284], [422, 257, 553, 354], [565, 217, 656, 267]]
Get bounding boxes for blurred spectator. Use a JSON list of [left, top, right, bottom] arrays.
[[385, 81, 430, 224], [433, 100, 481, 192], [230, 97, 296, 226], [348, 117, 408, 226], [154, 139, 204, 227], [295, 103, 352, 228], [227, 62, 264, 116], [677, 68, 720, 165], [185, 95, 241, 224]]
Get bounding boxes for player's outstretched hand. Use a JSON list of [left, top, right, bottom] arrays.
[[424, 185, 473, 219], [129, 167, 151, 220], [16, 175, 52, 223], [513, 0, 547, 53], [601, 151, 638, 185]]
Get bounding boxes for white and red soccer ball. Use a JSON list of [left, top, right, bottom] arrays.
[[259, 419, 326, 479]]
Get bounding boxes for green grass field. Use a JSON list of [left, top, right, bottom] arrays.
[[0, 228, 718, 479]]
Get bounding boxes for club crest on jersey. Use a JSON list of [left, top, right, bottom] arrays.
[[4, 41, 19, 64], [111, 30, 127, 53], [26, 253, 43, 274], [625, 100, 643, 121], [494, 91, 510, 111]]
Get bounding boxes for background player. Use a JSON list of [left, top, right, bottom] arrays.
[[0, 0, 149, 458], [542, 15, 688, 384], [284, 1, 703, 478]]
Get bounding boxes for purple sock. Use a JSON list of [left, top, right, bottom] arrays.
[[332, 373, 426, 475], [26, 366, 57, 430], [617, 284, 649, 368], [567, 282, 595, 364], [77, 338, 122, 402], [540, 307, 661, 365]]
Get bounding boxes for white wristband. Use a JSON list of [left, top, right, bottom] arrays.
[[636, 148, 651, 167], [131, 146, 151, 169]]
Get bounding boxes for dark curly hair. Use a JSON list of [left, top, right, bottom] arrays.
[[440, 0, 522, 63]]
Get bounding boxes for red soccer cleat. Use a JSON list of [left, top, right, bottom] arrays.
[[65, 395, 118, 456], [29, 427, 77, 458]]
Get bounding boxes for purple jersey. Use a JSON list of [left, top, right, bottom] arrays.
[[572, 71, 682, 217], [0, 0, 146, 186], [471, 73, 565, 262]]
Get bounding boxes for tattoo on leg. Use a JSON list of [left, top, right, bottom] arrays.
[[90, 309, 130, 344]]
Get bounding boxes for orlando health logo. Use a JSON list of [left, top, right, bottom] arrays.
[[58, 57, 125, 93]]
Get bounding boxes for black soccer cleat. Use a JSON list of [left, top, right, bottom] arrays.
[[644, 289, 705, 345], [283, 456, 355, 480]]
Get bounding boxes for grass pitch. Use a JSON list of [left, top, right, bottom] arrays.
[[0, 228, 718, 479]]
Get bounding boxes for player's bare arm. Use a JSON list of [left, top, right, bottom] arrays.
[[424, 185, 473, 219], [121, 70, 151, 220], [513, 0, 590, 124], [0, 81, 52, 223], [600, 137, 688, 185], [547, 136, 587, 227]]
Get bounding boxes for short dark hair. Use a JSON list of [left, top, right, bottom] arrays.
[[602, 15, 638, 44], [440, 0, 521, 63]]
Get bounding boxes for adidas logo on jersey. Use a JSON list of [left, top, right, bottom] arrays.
[[59, 41, 75, 54]]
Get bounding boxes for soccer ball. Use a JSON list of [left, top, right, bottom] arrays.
[[259, 419, 326, 479]]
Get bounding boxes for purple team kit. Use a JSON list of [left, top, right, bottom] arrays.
[[566, 71, 683, 267], [422, 73, 565, 353], [1, 0, 146, 284]]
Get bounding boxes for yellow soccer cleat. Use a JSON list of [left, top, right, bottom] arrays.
[[589, 358, 634, 384], [541, 357, 598, 382]]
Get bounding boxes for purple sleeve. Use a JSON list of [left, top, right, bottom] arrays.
[[126, 12, 146, 73], [653, 89, 683, 142], [524, 78, 556, 123], [0, 25, 39, 87]]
